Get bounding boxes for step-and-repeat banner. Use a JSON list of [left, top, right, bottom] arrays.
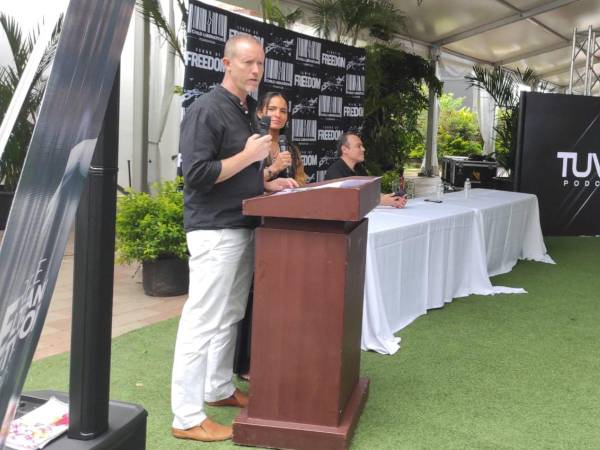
[[183, 0, 365, 182], [515, 92, 600, 235]]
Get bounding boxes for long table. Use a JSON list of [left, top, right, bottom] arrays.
[[361, 189, 554, 354]]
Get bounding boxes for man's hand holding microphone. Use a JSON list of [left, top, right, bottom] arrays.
[[243, 133, 272, 163], [215, 122, 272, 183]]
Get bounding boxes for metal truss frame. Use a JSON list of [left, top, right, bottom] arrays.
[[568, 26, 600, 96]]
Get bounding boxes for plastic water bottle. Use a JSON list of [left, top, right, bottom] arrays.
[[435, 182, 444, 201], [464, 178, 471, 199]]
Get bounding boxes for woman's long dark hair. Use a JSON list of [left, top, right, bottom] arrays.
[[258, 91, 307, 185], [258, 91, 292, 140]]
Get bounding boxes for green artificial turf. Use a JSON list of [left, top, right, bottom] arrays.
[[24, 237, 600, 449]]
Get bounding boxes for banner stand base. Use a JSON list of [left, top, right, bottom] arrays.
[[16, 391, 147, 450]]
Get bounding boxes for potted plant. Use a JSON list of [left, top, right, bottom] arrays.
[[116, 178, 189, 297], [0, 14, 60, 229]]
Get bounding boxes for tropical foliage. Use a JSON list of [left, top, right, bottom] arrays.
[[136, 0, 187, 63], [309, 0, 408, 45], [410, 92, 483, 160], [363, 44, 442, 175], [465, 66, 550, 173], [0, 14, 60, 191], [260, 0, 303, 28], [115, 178, 187, 264]]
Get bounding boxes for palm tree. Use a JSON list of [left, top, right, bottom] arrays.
[[309, 0, 409, 45], [136, 0, 187, 63], [0, 13, 61, 192], [260, 0, 303, 28], [465, 65, 550, 174]]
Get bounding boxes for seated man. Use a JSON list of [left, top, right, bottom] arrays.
[[325, 132, 407, 208]]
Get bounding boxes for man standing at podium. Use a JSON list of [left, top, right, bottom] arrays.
[[326, 132, 407, 208], [171, 34, 296, 443]]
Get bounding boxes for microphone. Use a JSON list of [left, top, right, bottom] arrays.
[[258, 116, 271, 136], [278, 135, 291, 178], [256, 116, 271, 172]]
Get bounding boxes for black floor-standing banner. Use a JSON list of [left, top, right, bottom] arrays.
[[184, 0, 366, 182], [515, 92, 600, 235], [0, 0, 135, 442]]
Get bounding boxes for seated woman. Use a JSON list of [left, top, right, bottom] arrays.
[[258, 91, 307, 186]]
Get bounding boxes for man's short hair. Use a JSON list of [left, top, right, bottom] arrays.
[[336, 132, 359, 156], [224, 33, 262, 59]]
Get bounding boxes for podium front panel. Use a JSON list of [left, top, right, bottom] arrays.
[[248, 220, 367, 427]]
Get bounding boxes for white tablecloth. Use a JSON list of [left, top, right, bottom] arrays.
[[441, 189, 554, 275], [361, 189, 554, 354]]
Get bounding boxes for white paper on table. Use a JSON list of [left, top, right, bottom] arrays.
[[271, 177, 381, 196]]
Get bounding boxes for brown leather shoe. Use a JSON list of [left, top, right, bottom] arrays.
[[206, 388, 249, 408], [172, 417, 232, 442]]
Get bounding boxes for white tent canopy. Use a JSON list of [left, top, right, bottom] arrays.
[[286, 0, 600, 92]]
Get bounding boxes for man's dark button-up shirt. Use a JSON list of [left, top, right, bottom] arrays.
[[181, 85, 263, 231], [325, 158, 367, 180]]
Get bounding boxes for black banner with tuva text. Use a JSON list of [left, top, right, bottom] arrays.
[[515, 92, 600, 235], [183, 0, 366, 182]]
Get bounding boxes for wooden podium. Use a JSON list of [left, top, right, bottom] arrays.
[[233, 177, 380, 450]]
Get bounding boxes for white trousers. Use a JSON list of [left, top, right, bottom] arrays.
[[171, 228, 254, 429]]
